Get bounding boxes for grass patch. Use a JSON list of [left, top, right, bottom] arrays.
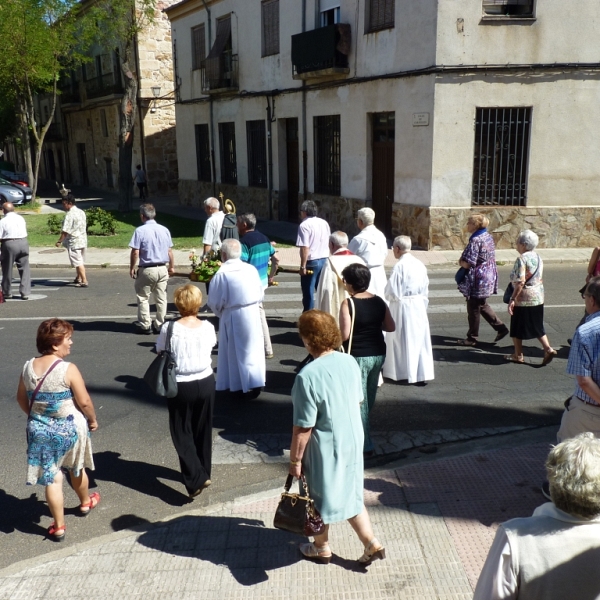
[[24, 210, 205, 250], [15, 201, 43, 214]]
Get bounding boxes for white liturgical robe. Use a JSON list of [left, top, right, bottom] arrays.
[[208, 259, 266, 393], [347, 225, 388, 298], [382, 252, 434, 383], [315, 249, 366, 326]]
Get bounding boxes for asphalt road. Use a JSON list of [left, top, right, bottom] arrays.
[[0, 263, 584, 568]]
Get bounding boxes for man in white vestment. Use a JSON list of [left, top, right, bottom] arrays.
[[208, 239, 266, 399], [383, 236, 434, 384], [348, 207, 388, 298], [474, 433, 600, 600], [315, 231, 366, 326]]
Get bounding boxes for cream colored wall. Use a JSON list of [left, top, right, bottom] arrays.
[[430, 73, 600, 208], [436, 0, 600, 65]]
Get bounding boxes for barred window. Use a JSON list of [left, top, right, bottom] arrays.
[[195, 124, 211, 182], [314, 115, 340, 196], [246, 120, 267, 188], [219, 122, 237, 184], [261, 0, 280, 57], [472, 107, 532, 207], [368, 0, 395, 32], [192, 24, 206, 71]]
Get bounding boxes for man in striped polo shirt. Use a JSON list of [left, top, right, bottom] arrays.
[[237, 213, 279, 359]]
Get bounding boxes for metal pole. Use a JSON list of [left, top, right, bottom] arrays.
[[201, 0, 217, 196]]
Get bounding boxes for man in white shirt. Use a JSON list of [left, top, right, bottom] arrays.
[[55, 194, 88, 287], [201, 197, 225, 311], [474, 432, 600, 600], [296, 200, 330, 312], [348, 207, 389, 298], [0, 202, 31, 300]]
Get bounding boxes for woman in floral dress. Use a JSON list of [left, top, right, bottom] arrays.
[[16, 319, 99, 541], [457, 214, 509, 346]]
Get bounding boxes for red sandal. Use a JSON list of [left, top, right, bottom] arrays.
[[47, 522, 66, 542], [80, 491, 101, 516]]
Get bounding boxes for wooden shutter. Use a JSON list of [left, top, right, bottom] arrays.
[[262, 0, 280, 57], [369, 0, 394, 32], [192, 25, 205, 70]]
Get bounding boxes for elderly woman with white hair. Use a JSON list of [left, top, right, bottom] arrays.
[[474, 432, 600, 599], [505, 229, 557, 365]]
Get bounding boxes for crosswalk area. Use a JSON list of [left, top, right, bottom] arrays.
[[1, 277, 69, 301]]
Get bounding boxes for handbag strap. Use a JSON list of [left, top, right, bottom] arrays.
[[164, 320, 176, 352], [346, 296, 356, 355], [524, 253, 540, 286], [284, 473, 310, 496], [29, 359, 62, 414]]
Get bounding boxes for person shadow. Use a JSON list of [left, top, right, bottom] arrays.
[[0, 489, 48, 538], [130, 514, 363, 585], [92, 451, 190, 507]]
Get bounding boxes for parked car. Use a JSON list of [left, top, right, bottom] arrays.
[[0, 176, 32, 202], [0, 183, 25, 205]]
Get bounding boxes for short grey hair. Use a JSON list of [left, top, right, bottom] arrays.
[[517, 229, 539, 251], [357, 207, 375, 226], [221, 238, 241, 261], [204, 197, 220, 210], [329, 231, 348, 248], [546, 432, 600, 519], [300, 200, 318, 217], [393, 235, 412, 252], [140, 203, 156, 219], [237, 212, 257, 230]]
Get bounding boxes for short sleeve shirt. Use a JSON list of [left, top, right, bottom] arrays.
[[296, 217, 330, 261], [510, 251, 544, 306], [62, 206, 87, 249], [129, 219, 173, 265], [567, 311, 600, 406], [240, 230, 276, 289], [203, 211, 225, 252]]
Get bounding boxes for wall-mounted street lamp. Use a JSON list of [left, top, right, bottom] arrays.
[[150, 86, 161, 113]]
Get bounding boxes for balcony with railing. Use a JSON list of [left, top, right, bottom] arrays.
[[59, 84, 81, 105], [291, 23, 351, 80], [45, 122, 64, 141], [85, 72, 124, 100], [201, 51, 238, 94]]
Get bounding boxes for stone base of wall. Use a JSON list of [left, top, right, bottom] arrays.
[[394, 205, 600, 250]]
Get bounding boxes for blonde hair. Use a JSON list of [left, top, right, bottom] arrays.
[[468, 214, 489, 230], [174, 284, 202, 317]]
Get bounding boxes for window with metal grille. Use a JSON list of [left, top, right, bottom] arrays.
[[472, 107, 532, 207], [192, 24, 206, 70], [219, 122, 237, 184], [368, 0, 395, 32], [483, 0, 534, 17], [262, 0, 279, 57], [195, 124, 211, 182], [246, 120, 267, 188], [314, 115, 341, 196]]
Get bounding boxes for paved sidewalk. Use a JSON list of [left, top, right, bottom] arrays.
[[0, 427, 555, 599]]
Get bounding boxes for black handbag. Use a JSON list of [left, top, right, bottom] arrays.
[[273, 474, 325, 537], [143, 321, 178, 398], [455, 267, 468, 285]]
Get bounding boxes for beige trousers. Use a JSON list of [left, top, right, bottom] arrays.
[[134, 265, 168, 329], [557, 396, 600, 442]]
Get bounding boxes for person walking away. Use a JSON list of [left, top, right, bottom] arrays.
[[208, 239, 266, 399], [129, 203, 175, 334], [237, 212, 279, 359], [339, 263, 395, 456], [315, 231, 365, 326], [290, 310, 386, 565], [348, 208, 388, 298], [0, 202, 31, 299], [296, 200, 330, 312], [16, 318, 99, 542], [383, 236, 434, 384], [156, 285, 216, 499], [504, 229, 556, 365], [56, 194, 88, 287], [456, 213, 508, 346], [133, 165, 147, 199]]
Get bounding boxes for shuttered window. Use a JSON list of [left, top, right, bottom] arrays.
[[368, 0, 395, 32], [482, 0, 534, 17], [314, 115, 341, 196], [195, 124, 211, 182], [246, 120, 267, 187], [192, 25, 206, 71], [219, 122, 237, 184], [262, 0, 280, 57]]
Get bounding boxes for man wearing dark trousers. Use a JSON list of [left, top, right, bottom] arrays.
[[0, 202, 31, 300]]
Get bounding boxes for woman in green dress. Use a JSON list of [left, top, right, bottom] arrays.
[[289, 309, 385, 565]]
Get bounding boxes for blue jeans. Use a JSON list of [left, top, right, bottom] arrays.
[[300, 258, 326, 312]]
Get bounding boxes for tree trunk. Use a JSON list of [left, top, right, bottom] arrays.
[[18, 99, 34, 193], [118, 41, 138, 212]]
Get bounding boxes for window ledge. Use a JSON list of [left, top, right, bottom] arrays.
[[293, 67, 349, 81], [480, 15, 536, 23], [365, 25, 394, 34]]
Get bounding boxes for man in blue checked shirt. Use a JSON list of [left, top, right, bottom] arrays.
[[560, 276, 600, 441]]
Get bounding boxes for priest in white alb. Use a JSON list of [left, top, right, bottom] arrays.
[[315, 231, 366, 326], [348, 207, 389, 298], [208, 239, 266, 399], [383, 235, 434, 384]]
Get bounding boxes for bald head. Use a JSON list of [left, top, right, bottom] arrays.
[[2, 202, 15, 214]]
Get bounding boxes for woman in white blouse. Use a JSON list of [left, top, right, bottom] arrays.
[[156, 284, 217, 499]]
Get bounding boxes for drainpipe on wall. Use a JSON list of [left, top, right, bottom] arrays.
[[201, 0, 217, 197], [266, 94, 276, 221], [301, 0, 308, 201], [134, 37, 147, 184]]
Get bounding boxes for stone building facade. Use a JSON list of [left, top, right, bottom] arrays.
[[37, 0, 179, 197], [166, 0, 600, 249]]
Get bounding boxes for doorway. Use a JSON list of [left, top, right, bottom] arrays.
[[371, 112, 395, 237], [286, 118, 299, 222], [77, 143, 89, 186]]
